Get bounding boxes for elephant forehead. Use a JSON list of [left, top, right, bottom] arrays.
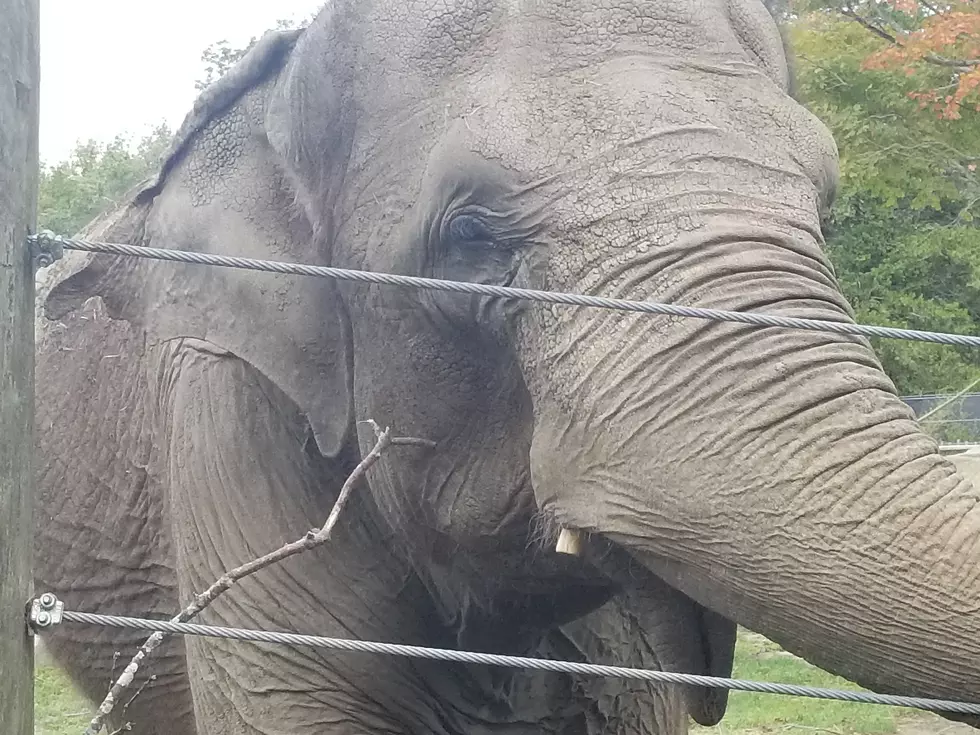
[[463, 61, 823, 188], [356, 0, 770, 78], [356, 0, 501, 73], [499, 0, 738, 52]]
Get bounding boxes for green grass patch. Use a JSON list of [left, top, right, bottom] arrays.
[[693, 632, 912, 735], [34, 664, 94, 735]]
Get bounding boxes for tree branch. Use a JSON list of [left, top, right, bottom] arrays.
[[919, 53, 980, 69], [840, 6, 980, 71], [81, 420, 434, 735], [841, 6, 899, 43]]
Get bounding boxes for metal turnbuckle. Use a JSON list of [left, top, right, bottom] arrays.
[[28, 592, 64, 634]]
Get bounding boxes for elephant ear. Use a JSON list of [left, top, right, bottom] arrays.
[[263, 3, 356, 250], [44, 26, 356, 459]]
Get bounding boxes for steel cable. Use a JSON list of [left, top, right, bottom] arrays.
[[55, 609, 980, 716], [34, 234, 980, 349]]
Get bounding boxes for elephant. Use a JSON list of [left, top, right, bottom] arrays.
[[32, 1, 980, 733]]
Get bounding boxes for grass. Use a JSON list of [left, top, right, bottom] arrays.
[[33, 663, 94, 735], [33, 632, 957, 735], [692, 632, 911, 735]]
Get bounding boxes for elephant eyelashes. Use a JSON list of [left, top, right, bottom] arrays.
[[447, 211, 497, 247]]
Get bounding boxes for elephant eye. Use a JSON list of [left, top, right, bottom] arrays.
[[447, 213, 495, 245]]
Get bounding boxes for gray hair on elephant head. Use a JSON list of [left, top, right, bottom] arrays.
[[36, 1, 980, 733]]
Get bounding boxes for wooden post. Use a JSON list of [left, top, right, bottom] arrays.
[[0, 1, 40, 733]]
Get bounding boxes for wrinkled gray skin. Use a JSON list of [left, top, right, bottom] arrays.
[[34, 1, 980, 733]]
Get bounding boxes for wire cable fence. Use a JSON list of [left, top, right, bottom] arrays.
[[26, 231, 980, 722], [31, 232, 980, 349], [27, 600, 980, 717]]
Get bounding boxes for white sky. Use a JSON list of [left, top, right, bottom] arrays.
[[40, 0, 326, 165]]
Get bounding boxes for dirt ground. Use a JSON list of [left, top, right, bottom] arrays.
[[897, 716, 976, 735]]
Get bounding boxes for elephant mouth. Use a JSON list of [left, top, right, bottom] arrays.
[[432, 510, 733, 724], [429, 519, 619, 602], [411, 430, 733, 723]]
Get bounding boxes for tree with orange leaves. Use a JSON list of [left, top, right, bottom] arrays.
[[831, 1, 980, 119]]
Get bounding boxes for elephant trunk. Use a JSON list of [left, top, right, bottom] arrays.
[[525, 228, 980, 710]]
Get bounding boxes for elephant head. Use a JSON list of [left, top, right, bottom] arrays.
[[43, 0, 980, 728]]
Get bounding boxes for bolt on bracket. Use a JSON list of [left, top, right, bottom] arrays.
[[29, 230, 65, 272], [28, 592, 64, 634]]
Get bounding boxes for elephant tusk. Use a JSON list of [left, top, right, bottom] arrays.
[[556, 527, 584, 556]]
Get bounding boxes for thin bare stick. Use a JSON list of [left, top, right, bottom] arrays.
[[108, 651, 119, 691], [123, 674, 156, 713], [918, 375, 980, 423], [82, 421, 433, 735]]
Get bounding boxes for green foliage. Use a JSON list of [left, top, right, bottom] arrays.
[[789, 11, 980, 397], [196, 39, 254, 91], [792, 16, 978, 213], [830, 222, 980, 391], [792, 1, 980, 119], [195, 17, 309, 91], [38, 124, 173, 236]]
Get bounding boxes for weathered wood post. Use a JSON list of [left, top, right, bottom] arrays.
[[0, 1, 40, 732]]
